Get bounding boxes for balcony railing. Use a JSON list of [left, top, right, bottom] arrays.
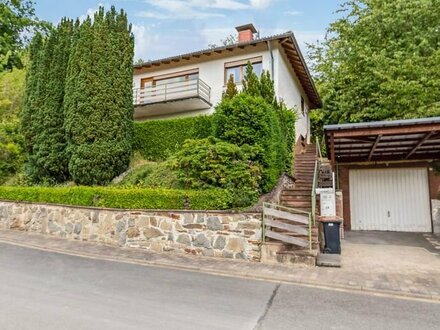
[[133, 78, 211, 106]]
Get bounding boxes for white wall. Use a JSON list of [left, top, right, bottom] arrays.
[[133, 43, 312, 142], [274, 44, 311, 142], [133, 48, 271, 116]]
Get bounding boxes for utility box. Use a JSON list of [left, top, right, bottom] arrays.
[[317, 188, 336, 217]]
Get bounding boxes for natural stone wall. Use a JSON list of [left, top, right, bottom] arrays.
[[432, 199, 440, 234], [0, 201, 262, 261]]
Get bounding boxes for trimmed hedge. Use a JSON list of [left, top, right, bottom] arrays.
[[133, 116, 213, 161], [0, 186, 232, 210]]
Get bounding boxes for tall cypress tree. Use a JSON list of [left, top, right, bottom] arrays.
[[22, 20, 74, 184], [22, 33, 43, 159], [64, 7, 134, 185]]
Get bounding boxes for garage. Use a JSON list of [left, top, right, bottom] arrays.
[[324, 117, 440, 232], [349, 168, 431, 232]]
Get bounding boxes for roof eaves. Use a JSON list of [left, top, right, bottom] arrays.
[[324, 117, 440, 132], [133, 32, 294, 69]]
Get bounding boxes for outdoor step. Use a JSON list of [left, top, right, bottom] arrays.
[[280, 195, 311, 201], [280, 196, 312, 202], [280, 202, 312, 208], [281, 190, 310, 196]]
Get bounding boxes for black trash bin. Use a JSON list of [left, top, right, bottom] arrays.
[[323, 221, 341, 254]]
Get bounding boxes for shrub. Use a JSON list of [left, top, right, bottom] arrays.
[[133, 115, 213, 161], [68, 141, 132, 185], [173, 137, 261, 206], [213, 93, 283, 192], [0, 186, 233, 210], [276, 102, 296, 173], [0, 119, 23, 183], [119, 161, 180, 189]]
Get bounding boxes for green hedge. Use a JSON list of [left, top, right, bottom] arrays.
[[133, 116, 213, 161], [0, 186, 232, 210]]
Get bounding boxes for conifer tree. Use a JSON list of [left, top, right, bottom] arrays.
[[259, 70, 276, 105], [242, 62, 260, 97], [223, 74, 238, 100], [64, 7, 134, 185], [22, 20, 74, 183], [21, 33, 43, 157]]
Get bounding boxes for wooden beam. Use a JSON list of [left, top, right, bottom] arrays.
[[330, 133, 336, 170], [405, 131, 435, 159], [331, 124, 440, 138], [368, 135, 382, 161]]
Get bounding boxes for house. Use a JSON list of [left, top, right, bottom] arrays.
[[132, 24, 320, 142], [324, 117, 440, 233]]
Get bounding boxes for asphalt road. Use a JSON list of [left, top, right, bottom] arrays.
[[0, 242, 439, 330]]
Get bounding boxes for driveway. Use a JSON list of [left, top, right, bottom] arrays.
[[342, 231, 440, 274]]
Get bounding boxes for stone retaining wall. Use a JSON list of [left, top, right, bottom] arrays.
[[0, 201, 262, 261]]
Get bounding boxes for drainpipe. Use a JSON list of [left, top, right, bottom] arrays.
[[266, 40, 274, 78]]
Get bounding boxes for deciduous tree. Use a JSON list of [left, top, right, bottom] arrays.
[[309, 0, 440, 124]]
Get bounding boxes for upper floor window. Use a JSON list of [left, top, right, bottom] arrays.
[[141, 69, 199, 89], [224, 56, 263, 85]]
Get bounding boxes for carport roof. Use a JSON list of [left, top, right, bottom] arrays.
[[324, 117, 440, 163]]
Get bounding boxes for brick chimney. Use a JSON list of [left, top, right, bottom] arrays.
[[236, 24, 257, 42]]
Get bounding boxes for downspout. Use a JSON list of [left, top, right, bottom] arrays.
[[266, 40, 274, 78]]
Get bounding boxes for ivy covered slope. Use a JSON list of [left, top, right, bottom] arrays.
[[64, 8, 134, 185], [309, 0, 440, 124]]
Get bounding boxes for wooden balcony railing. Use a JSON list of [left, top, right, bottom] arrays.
[[133, 78, 211, 106]]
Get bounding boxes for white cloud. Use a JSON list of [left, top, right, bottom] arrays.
[[249, 0, 273, 9], [285, 10, 302, 16], [294, 31, 324, 47], [199, 27, 237, 46], [139, 0, 230, 19]]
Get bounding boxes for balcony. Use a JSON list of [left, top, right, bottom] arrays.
[[133, 78, 212, 119]]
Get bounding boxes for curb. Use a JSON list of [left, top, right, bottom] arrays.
[[0, 234, 439, 303]]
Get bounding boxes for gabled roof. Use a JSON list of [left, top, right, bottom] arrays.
[[133, 32, 321, 108]]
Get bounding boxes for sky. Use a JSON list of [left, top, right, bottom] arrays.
[[34, 0, 345, 62]]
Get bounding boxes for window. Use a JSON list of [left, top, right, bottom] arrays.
[[140, 69, 199, 88], [224, 57, 263, 85]]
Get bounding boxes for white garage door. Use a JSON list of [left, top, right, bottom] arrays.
[[349, 168, 432, 232]]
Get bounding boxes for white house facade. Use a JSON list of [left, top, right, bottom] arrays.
[[132, 24, 320, 142]]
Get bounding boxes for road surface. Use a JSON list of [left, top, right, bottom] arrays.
[[0, 242, 439, 330]]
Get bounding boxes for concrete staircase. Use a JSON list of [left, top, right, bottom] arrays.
[[261, 143, 319, 266]]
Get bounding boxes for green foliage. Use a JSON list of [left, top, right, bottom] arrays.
[[276, 102, 297, 173], [213, 93, 283, 192], [0, 0, 49, 71], [223, 74, 238, 100], [21, 19, 73, 184], [172, 137, 261, 206], [0, 66, 26, 119], [133, 116, 213, 161], [242, 62, 260, 97], [309, 0, 440, 124], [0, 119, 23, 183], [118, 161, 180, 189], [64, 7, 134, 185], [259, 70, 276, 105], [0, 186, 233, 210]]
